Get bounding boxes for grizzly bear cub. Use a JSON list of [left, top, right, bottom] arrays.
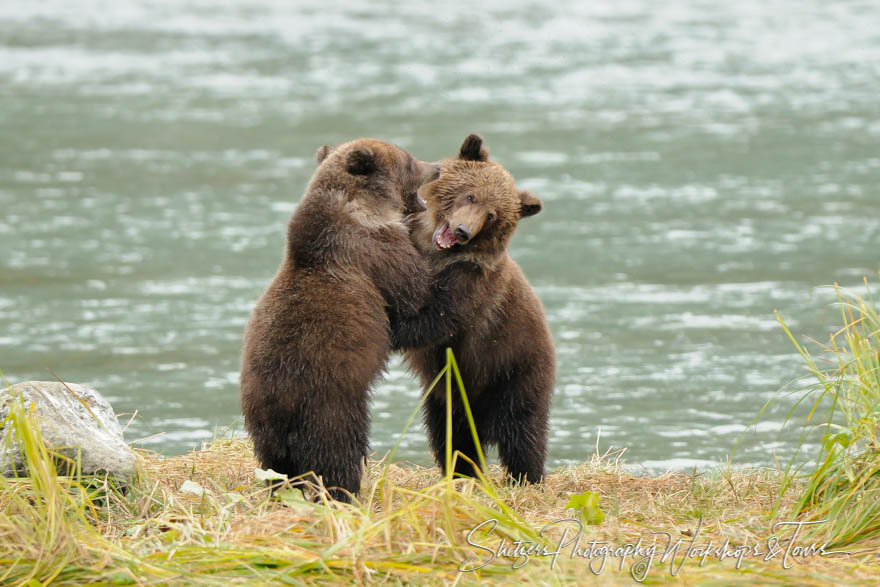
[[240, 139, 439, 502], [394, 134, 555, 484]]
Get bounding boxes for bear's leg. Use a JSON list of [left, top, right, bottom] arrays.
[[423, 393, 484, 479], [492, 368, 551, 484], [303, 392, 370, 502], [252, 393, 369, 503]]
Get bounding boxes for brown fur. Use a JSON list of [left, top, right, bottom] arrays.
[[240, 139, 439, 502], [394, 134, 555, 483]]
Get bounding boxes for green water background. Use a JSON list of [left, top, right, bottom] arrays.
[[2, 0, 879, 469]]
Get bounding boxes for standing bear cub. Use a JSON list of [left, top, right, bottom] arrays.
[[394, 134, 556, 483], [241, 139, 439, 502]]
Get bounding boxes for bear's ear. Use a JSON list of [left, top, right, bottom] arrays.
[[459, 133, 489, 162], [346, 147, 377, 175], [519, 190, 543, 218], [315, 145, 333, 163]]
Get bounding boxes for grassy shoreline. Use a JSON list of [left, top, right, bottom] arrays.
[[2, 282, 879, 584], [0, 434, 877, 585]]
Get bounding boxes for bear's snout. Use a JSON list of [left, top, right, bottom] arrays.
[[454, 224, 471, 243]]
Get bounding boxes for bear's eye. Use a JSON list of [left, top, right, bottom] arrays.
[[486, 212, 496, 224], [466, 194, 475, 203]]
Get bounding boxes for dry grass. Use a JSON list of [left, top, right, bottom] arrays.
[[4, 430, 876, 586], [3, 284, 880, 585]]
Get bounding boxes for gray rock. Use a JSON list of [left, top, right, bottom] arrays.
[[0, 381, 136, 477]]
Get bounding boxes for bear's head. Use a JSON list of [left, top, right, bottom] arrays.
[[419, 133, 542, 257], [314, 139, 438, 216]]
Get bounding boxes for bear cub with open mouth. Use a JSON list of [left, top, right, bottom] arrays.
[[395, 134, 555, 484]]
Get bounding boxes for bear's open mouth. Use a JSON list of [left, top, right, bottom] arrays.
[[433, 221, 458, 251]]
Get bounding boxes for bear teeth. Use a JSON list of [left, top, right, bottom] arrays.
[[433, 222, 457, 251]]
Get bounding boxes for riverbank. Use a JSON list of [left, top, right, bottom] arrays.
[[4, 285, 879, 585], [1, 433, 877, 585]]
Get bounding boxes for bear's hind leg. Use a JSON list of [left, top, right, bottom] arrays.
[[300, 392, 370, 503], [252, 393, 369, 503], [493, 368, 551, 484]]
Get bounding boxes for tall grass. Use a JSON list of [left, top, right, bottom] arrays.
[[771, 280, 880, 552]]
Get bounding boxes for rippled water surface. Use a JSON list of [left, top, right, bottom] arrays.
[[2, 0, 879, 469]]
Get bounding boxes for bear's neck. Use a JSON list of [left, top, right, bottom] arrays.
[[286, 187, 404, 268]]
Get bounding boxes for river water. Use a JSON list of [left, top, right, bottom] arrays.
[[2, 0, 879, 470]]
